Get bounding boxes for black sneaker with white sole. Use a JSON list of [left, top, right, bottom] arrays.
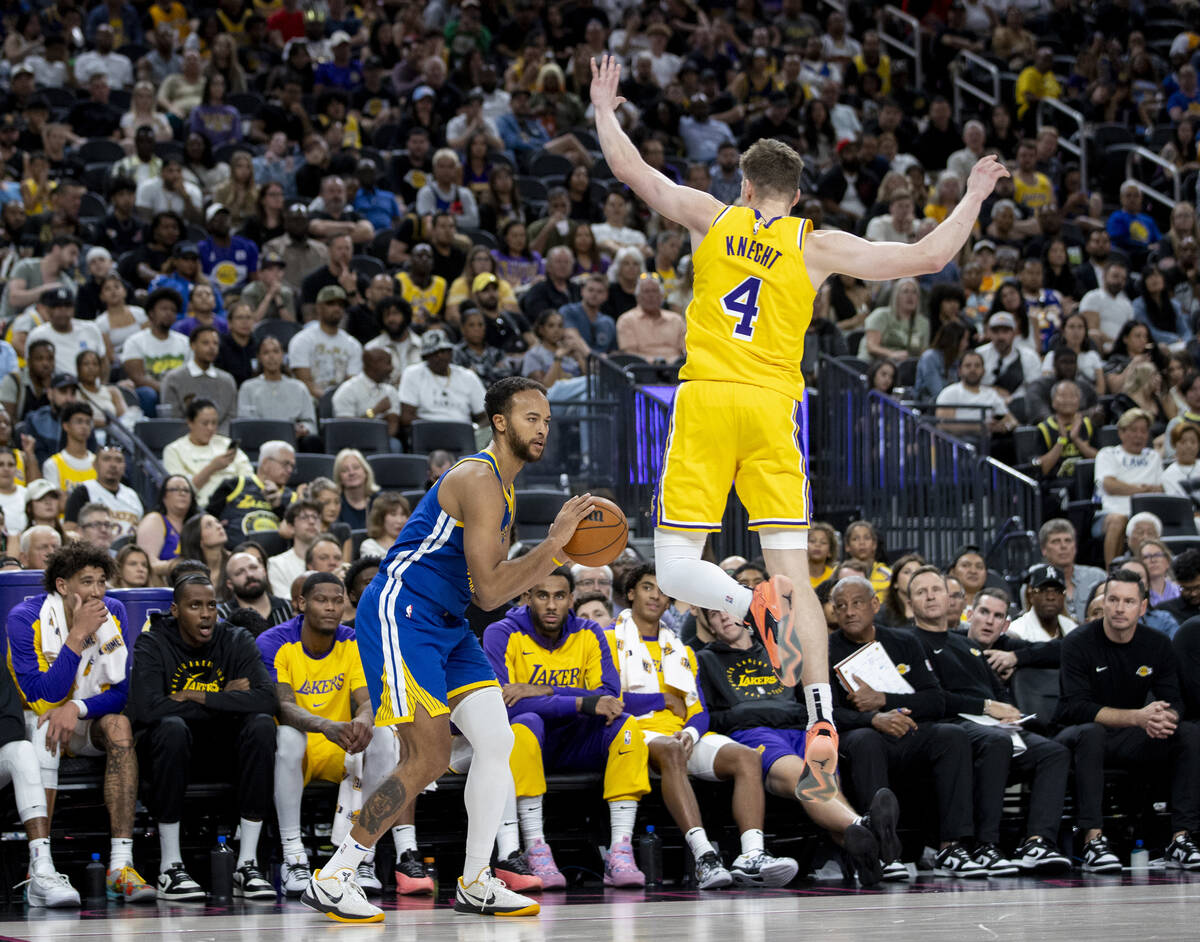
[[1081, 836, 1122, 874], [1166, 834, 1200, 871], [156, 863, 205, 901], [933, 843, 988, 878], [1014, 837, 1070, 873], [972, 842, 1019, 876], [233, 861, 276, 900]]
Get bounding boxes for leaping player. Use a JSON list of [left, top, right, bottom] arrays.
[[301, 376, 597, 922], [589, 54, 1007, 799]]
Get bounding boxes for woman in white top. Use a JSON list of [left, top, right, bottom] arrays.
[[162, 398, 254, 505], [1162, 422, 1200, 518], [1043, 312, 1105, 393], [356, 491, 410, 561], [75, 349, 129, 430], [120, 81, 173, 144], [95, 274, 148, 364]]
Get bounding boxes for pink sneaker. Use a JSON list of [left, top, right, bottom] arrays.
[[603, 839, 645, 888], [523, 839, 566, 890]]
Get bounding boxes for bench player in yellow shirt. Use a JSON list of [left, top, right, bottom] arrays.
[[590, 54, 1008, 799]]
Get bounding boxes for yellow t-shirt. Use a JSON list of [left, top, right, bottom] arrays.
[[396, 272, 448, 322], [257, 619, 365, 723], [1014, 172, 1054, 211], [868, 561, 893, 602], [810, 565, 834, 589]]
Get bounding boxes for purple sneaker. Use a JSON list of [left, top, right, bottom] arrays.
[[525, 839, 566, 890], [604, 839, 646, 888]]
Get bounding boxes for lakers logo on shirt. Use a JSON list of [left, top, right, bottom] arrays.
[[1136, 665, 1153, 677]]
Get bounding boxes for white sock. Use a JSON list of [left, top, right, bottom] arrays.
[[655, 530, 754, 620], [110, 837, 134, 870], [496, 814, 520, 860], [324, 838, 370, 875], [452, 688, 516, 886], [159, 822, 182, 871], [609, 800, 637, 845], [29, 837, 54, 876], [685, 826, 715, 859], [392, 824, 417, 856], [275, 726, 307, 859], [517, 795, 545, 845], [238, 819, 262, 866], [805, 683, 834, 726], [281, 830, 306, 860], [740, 829, 764, 857]]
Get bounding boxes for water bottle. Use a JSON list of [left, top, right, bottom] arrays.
[[423, 856, 438, 895], [637, 826, 663, 886], [1131, 839, 1149, 871], [559, 473, 570, 495], [210, 835, 235, 903], [84, 852, 106, 905]]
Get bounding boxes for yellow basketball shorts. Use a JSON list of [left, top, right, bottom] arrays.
[[654, 380, 812, 532], [303, 733, 347, 787]]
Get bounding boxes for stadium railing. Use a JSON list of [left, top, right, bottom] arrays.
[[103, 411, 168, 510], [880, 6, 924, 91], [1037, 97, 1090, 193], [952, 50, 1001, 121], [1125, 145, 1185, 212]]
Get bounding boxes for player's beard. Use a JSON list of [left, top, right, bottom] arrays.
[[505, 425, 544, 463]]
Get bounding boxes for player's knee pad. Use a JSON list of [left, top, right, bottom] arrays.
[[27, 720, 60, 788], [0, 740, 47, 821], [275, 725, 308, 767], [451, 687, 514, 762], [759, 528, 809, 551], [653, 529, 706, 597]]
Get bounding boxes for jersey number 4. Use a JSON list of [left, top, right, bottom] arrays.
[[721, 276, 762, 341]]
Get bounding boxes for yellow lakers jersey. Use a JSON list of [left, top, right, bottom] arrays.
[[681, 206, 817, 402], [256, 617, 365, 723], [47, 451, 96, 494], [396, 272, 447, 321]]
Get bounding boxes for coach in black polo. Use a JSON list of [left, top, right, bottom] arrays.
[[1055, 568, 1200, 873]]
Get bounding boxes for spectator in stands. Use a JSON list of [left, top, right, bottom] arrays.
[[559, 274, 616, 357], [7, 542, 153, 900], [268, 500, 324, 597], [241, 252, 295, 324], [112, 544, 151, 589], [976, 311, 1041, 399], [0, 235, 78, 324], [394, 244, 447, 329], [1105, 321, 1161, 400], [592, 189, 648, 259], [843, 520, 891, 600], [0, 450, 26, 534], [178, 513, 231, 586], [309, 175, 373, 247], [120, 287, 189, 417], [865, 191, 918, 244], [826, 574, 980, 877], [1009, 563, 1076, 641], [73, 503, 117, 554], [220, 551, 292, 627], [332, 347, 402, 440], [1027, 351, 1098, 427], [26, 287, 107, 379], [289, 285, 364, 400], [351, 159, 400, 233], [398, 329, 487, 429], [359, 492, 409, 559], [0, 341, 53, 426], [415, 148, 478, 231], [19, 524, 61, 569], [135, 157, 203, 223], [264, 204, 328, 300], [199, 204, 259, 299], [804, 522, 838, 589], [463, 271, 533, 353], [1034, 379, 1098, 479], [1162, 371, 1200, 461], [136, 475, 195, 579], [522, 246, 580, 320], [1108, 182, 1162, 268], [522, 310, 589, 389], [118, 211, 182, 290], [154, 243, 226, 321], [1164, 423, 1200, 516], [127, 575, 277, 900], [935, 349, 1015, 440], [453, 309, 512, 387], [1094, 408, 1164, 566], [733, 561, 767, 589], [1134, 264, 1190, 349], [571, 563, 614, 605], [63, 445, 141, 539], [159, 326, 238, 431], [42, 402, 96, 496], [817, 138, 878, 230], [207, 441, 298, 539], [859, 278, 928, 362], [1139, 539, 1180, 607], [215, 303, 258, 387], [163, 398, 254, 506], [1055, 568, 1200, 873], [876, 553, 924, 628], [332, 449, 378, 531], [235, 336, 319, 450], [113, 126, 163, 185], [19, 372, 86, 467], [23, 477, 65, 542], [907, 566, 1072, 874], [616, 275, 685, 364]]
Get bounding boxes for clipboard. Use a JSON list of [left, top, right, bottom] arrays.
[[834, 641, 915, 695]]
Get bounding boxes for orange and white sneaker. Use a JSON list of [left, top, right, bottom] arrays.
[[745, 575, 795, 679], [795, 721, 840, 802], [107, 865, 156, 903]]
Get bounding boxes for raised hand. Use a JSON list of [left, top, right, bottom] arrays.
[[966, 154, 1010, 201], [589, 54, 627, 113]]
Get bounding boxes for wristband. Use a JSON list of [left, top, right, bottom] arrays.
[[579, 695, 601, 715], [552, 556, 565, 566], [682, 726, 700, 745], [72, 698, 88, 718]]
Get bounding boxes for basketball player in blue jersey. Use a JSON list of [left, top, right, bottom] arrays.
[[303, 376, 597, 922], [590, 55, 1008, 800]]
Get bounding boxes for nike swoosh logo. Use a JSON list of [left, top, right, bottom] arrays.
[[323, 886, 343, 904], [1095, 666, 1108, 672], [933, 648, 944, 654], [617, 748, 631, 756]]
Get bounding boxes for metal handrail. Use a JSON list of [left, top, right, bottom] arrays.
[[952, 50, 1001, 118], [1125, 145, 1183, 210], [879, 5, 923, 92], [101, 411, 167, 510], [1036, 97, 1089, 195], [816, 0, 846, 12]]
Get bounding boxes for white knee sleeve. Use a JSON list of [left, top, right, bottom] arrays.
[[451, 687, 514, 760], [26, 716, 60, 791], [654, 528, 753, 618], [361, 726, 399, 800], [275, 724, 308, 768], [450, 687, 515, 874], [759, 528, 808, 550], [0, 740, 48, 822], [274, 725, 307, 837]]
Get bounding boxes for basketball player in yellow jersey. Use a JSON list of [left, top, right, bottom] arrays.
[[591, 55, 1008, 799]]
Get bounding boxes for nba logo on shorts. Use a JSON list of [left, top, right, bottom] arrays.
[[406, 604, 413, 618]]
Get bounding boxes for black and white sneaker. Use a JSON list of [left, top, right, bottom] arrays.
[[729, 850, 799, 887], [694, 851, 733, 889], [1081, 836, 1122, 874], [1165, 834, 1200, 871], [280, 859, 312, 898], [842, 822, 883, 886], [972, 842, 1019, 876], [156, 863, 205, 901], [933, 843, 988, 879], [233, 861, 276, 900], [881, 860, 910, 881], [1014, 837, 1070, 873]]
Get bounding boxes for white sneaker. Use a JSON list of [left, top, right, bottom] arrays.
[[356, 860, 383, 895], [156, 863, 205, 902], [881, 859, 910, 881], [25, 869, 81, 908], [301, 866, 384, 923], [454, 869, 540, 916], [730, 850, 798, 887], [280, 858, 312, 898]]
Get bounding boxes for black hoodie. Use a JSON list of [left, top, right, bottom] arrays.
[[126, 612, 276, 732], [696, 637, 808, 733]]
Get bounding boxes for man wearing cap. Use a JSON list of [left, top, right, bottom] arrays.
[[398, 329, 486, 430], [241, 252, 296, 322], [314, 31, 363, 93], [975, 311, 1041, 399], [199, 205, 259, 298], [352, 160, 402, 233], [43, 401, 97, 495], [461, 271, 531, 353], [159, 326, 238, 430], [1008, 564, 1077, 643], [135, 156, 203, 224], [63, 444, 142, 538], [333, 348, 402, 439], [120, 287, 189, 415], [74, 23, 133, 89], [0, 235, 78, 324], [26, 288, 108, 377], [152, 242, 227, 321], [264, 203, 329, 299], [289, 285, 363, 400]]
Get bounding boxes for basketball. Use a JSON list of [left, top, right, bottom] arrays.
[[563, 497, 628, 567]]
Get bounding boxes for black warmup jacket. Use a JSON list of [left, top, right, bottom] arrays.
[[828, 625, 946, 728]]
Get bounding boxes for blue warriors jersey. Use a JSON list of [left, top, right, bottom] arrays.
[[371, 450, 514, 617]]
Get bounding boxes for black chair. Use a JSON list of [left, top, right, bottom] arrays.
[[349, 529, 370, 558], [400, 488, 427, 510], [1130, 495, 1195, 537], [253, 318, 302, 349], [154, 139, 184, 162], [516, 176, 548, 203], [1010, 668, 1061, 735], [530, 152, 574, 178], [289, 453, 336, 488], [515, 488, 566, 542], [80, 191, 107, 218], [1097, 425, 1120, 448], [895, 356, 919, 389], [1163, 535, 1200, 554], [40, 87, 76, 110], [367, 453, 428, 490], [323, 419, 392, 456], [318, 387, 337, 421], [351, 254, 385, 278], [460, 228, 499, 250], [242, 529, 287, 558], [79, 138, 125, 164], [228, 93, 263, 117], [134, 419, 186, 456], [229, 419, 294, 461], [1014, 426, 1043, 469], [411, 420, 476, 456]]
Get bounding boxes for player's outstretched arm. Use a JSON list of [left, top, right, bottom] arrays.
[[590, 54, 724, 240], [803, 155, 1009, 286]]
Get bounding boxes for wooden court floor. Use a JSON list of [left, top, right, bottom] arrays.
[[1, 873, 1198, 942]]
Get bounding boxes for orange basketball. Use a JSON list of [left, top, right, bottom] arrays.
[[563, 497, 629, 567]]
